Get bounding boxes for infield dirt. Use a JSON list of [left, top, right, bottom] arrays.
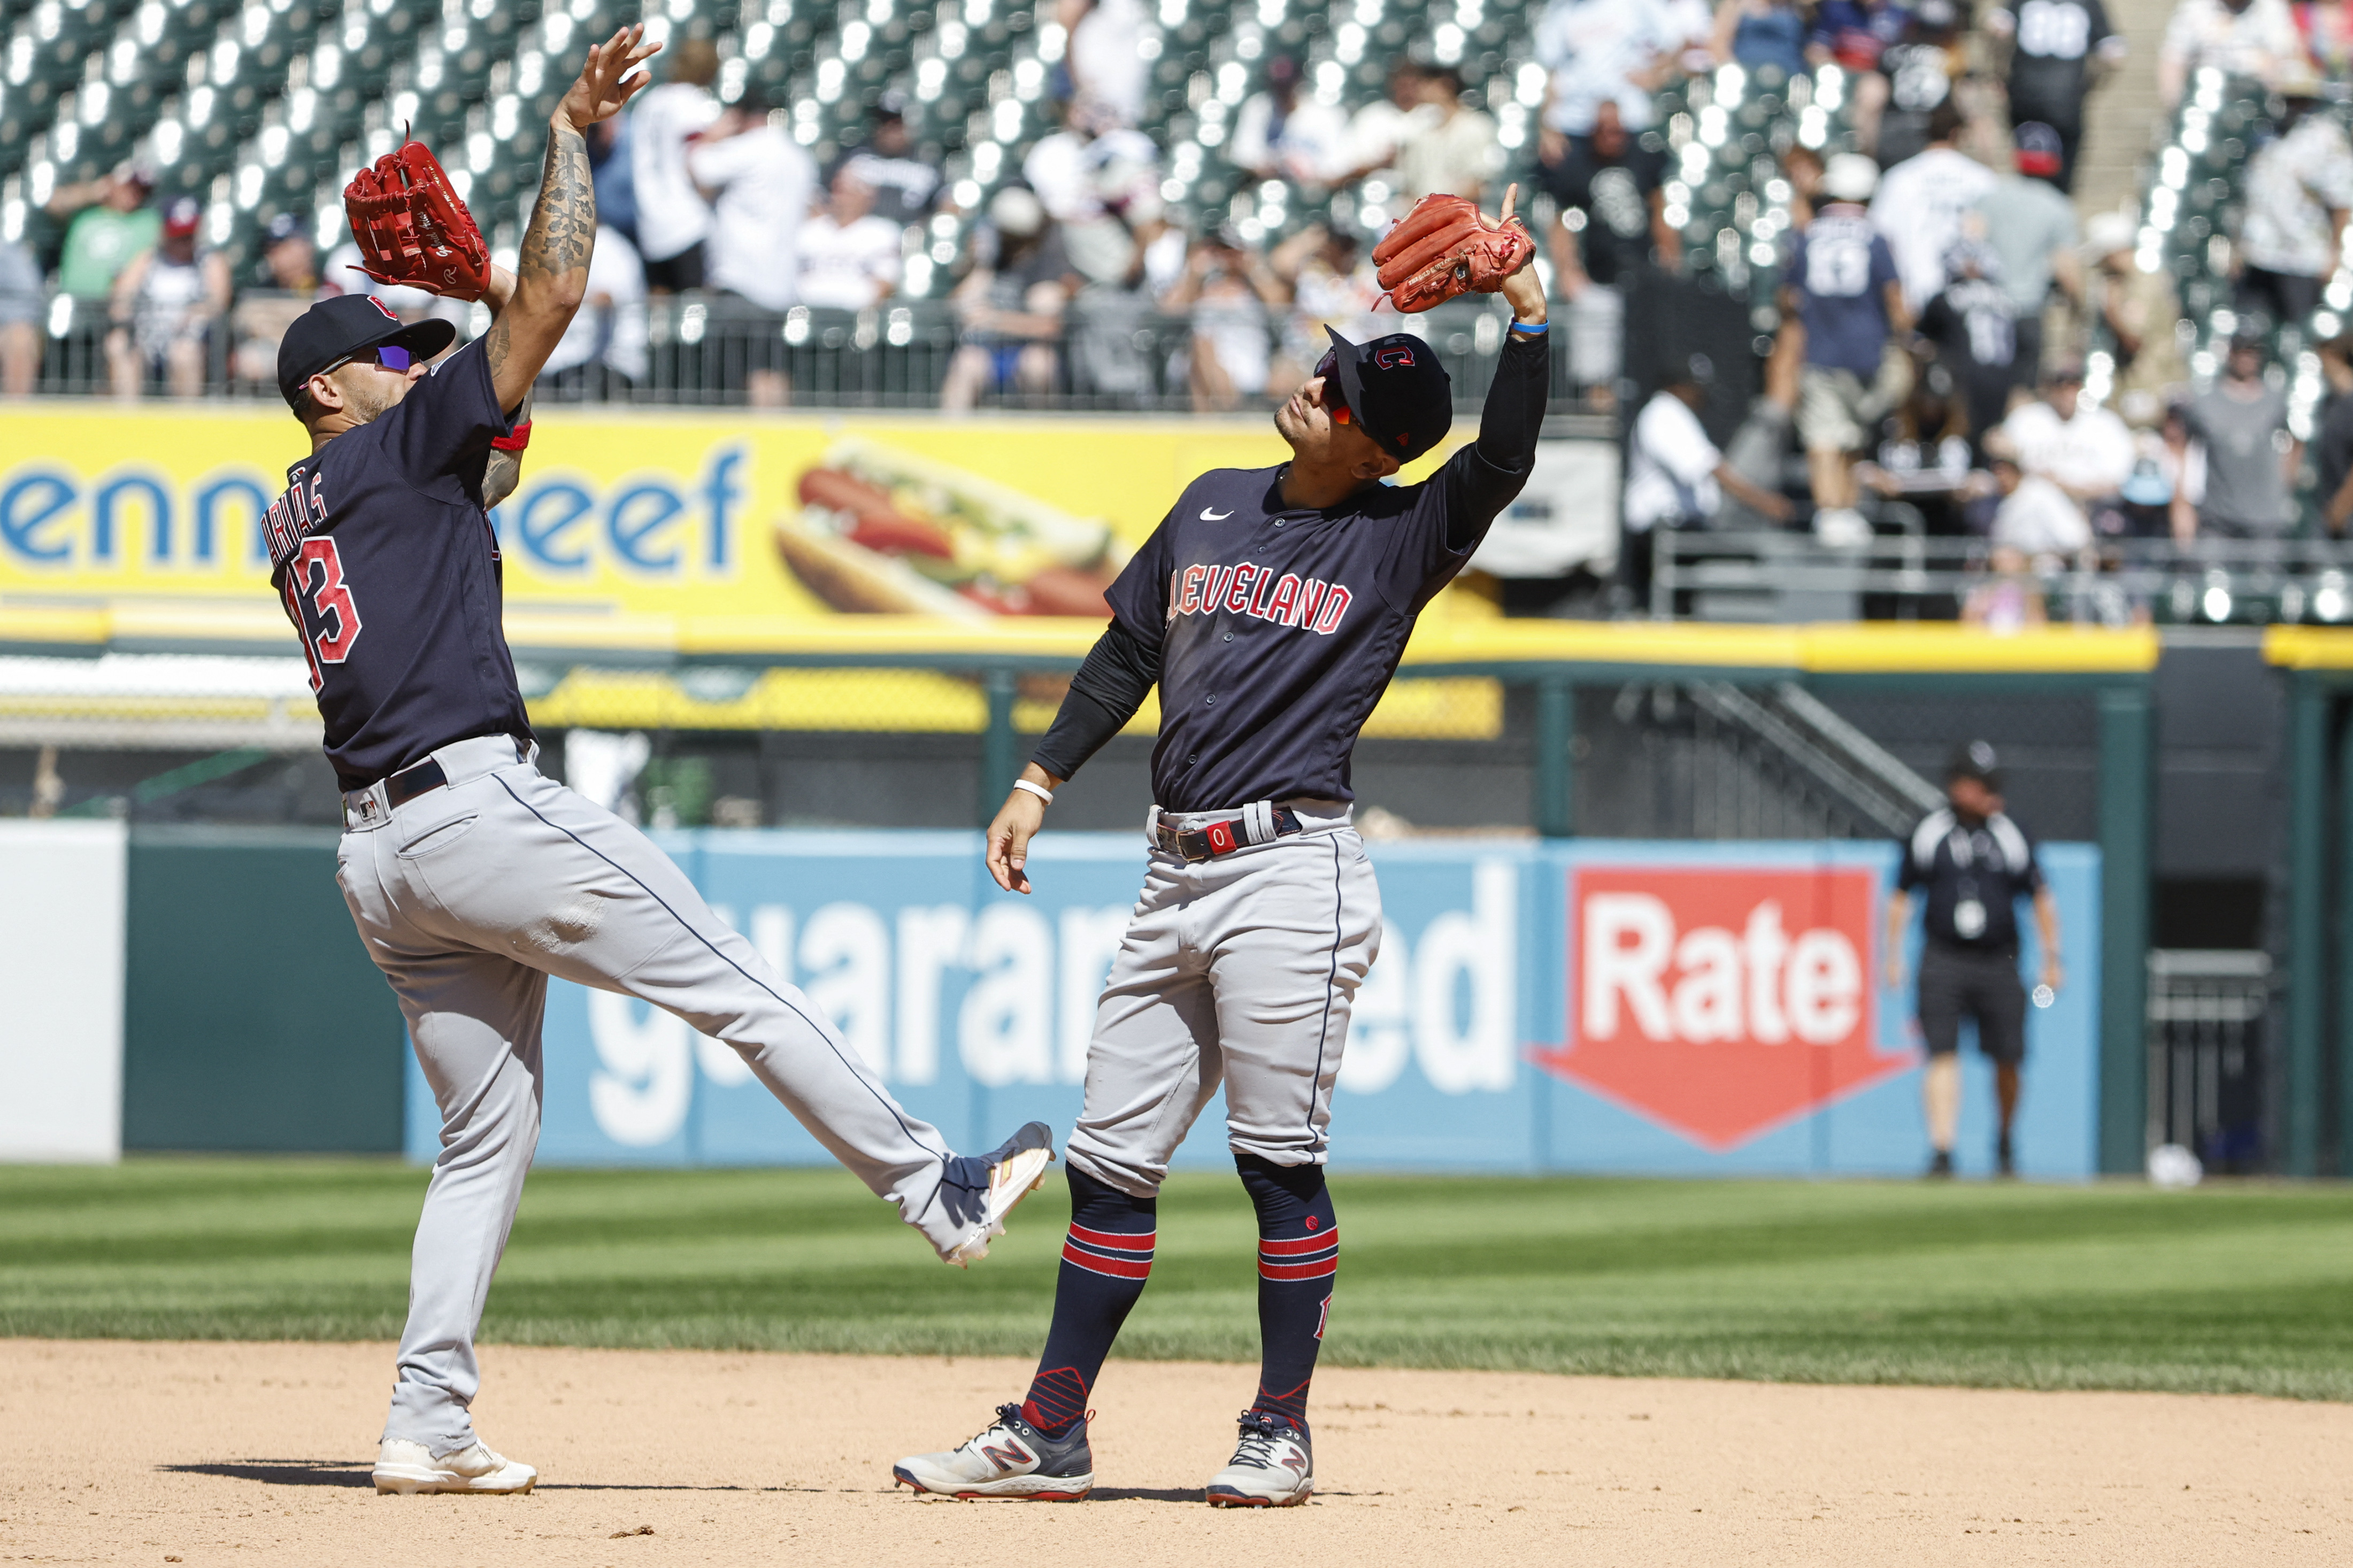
[[2, 1339, 2348, 1566]]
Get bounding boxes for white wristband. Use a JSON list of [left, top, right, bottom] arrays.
[[1012, 777, 1055, 806]]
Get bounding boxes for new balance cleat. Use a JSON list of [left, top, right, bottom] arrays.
[[372, 1436, 536, 1495], [1205, 1410, 1312, 1507], [940, 1121, 1055, 1267], [893, 1403, 1094, 1500]]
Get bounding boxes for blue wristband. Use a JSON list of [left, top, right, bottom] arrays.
[[1509, 321, 1548, 335]]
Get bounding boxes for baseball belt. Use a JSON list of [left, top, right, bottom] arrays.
[[1150, 801, 1304, 862]]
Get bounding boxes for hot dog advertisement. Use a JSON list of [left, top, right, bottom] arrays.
[[780, 438, 1132, 619]]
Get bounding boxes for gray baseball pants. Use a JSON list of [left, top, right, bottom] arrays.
[[1065, 802, 1382, 1198], [335, 734, 965, 1456]]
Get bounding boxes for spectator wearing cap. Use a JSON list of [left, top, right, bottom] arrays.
[[1059, 0, 1150, 129], [1395, 66, 1502, 206], [1788, 152, 1912, 547], [2313, 332, 2353, 532], [106, 195, 230, 399], [1621, 353, 1794, 609], [234, 211, 343, 389], [795, 172, 906, 312], [2184, 331, 2298, 537], [1542, 97, 1677, 410], [942, 187, 1082, 411], [1983, 0, 2127, 192], [1231, 57, 1355, 189], [691, 86, 819, 407], [2236, 74, 2353, 330], [1994, 361, 2135, 531], [1918, 238, 2020, 458], [2082, 212, 2187, 427], [631, 36, 724, 292], [1871, 101, 1999, 319], [1886, 741, 2062, 1179], [1969, 127, 2081, 384], [0, 235, 41, 397], [47, 161, 159, 307], [828, 94, 945, 227], [2159, 0, 2303, 108]]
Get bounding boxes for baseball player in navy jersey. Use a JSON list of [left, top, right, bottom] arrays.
[[266, 29, 1054, 1497], [893, 189, 1549, 1508]]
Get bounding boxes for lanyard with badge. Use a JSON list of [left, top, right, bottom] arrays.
[[1948, 824, 1987, 940]]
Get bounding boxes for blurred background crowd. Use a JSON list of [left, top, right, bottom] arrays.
[[8, 0, 2353, 614]]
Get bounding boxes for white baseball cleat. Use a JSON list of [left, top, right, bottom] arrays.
[[941, 1121, 1056, 1268], [372, 1437, 537, 1495], [893, 1403, 1095, 1500], [1204, 1411, 1313, 1507]]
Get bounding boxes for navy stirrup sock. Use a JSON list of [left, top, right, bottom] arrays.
[[1020, 1165, 1156, 1436], [1237, 1153, 1338, 1438]]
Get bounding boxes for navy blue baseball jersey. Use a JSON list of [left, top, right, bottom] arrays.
[[1102, 335, 1544, 812], [266, 338, 530, 790]]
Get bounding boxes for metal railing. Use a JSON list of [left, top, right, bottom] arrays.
[[2145, 948, 2271, 1171], [19, 290, 1581, 413], [1655, 529, 2353, 626]]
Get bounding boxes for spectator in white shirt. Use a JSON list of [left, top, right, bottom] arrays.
[[1621, 354, 1793, 609], [690, 87, 818, 406], [1870, 101, 1999, 316], [796, 173, 907, 311], [2158, 0, 2303, 109], [1994, 362, 2134, 532], [1060, 0, 1151, 128], [2236, 80, 2353, 329], [630, 37, 724, 291], [1230, 56, 1356, 189], [541, 223, 650, 394], [1345, 60, 1434, 197], [1396, 66, 1504, 205]]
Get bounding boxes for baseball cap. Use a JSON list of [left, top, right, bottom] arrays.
[[2081, 210, 2137, 259], [1948, 740, 2002, 790], [2015, 121, 2063, 178], [162, 195, 202, 237], [263, 210, 307, 246], [275, 293, 456, 411], [1320, 326, 1453, 465], [875, 88, 910, 120], [1821, 152, 1879, 203], [1670, 351, 1716, 389]]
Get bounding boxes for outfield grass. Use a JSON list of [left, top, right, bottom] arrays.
[[4, 1161, 2352, 1399]]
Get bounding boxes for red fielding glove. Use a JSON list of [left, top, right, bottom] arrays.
[[343, 140, 491, 302], [1372, 193, 1537, 313]]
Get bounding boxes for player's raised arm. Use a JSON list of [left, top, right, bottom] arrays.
[[1440, 183, 1549, 551], [482, 25, 660, 413]]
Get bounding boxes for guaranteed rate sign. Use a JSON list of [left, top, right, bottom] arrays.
[[1534, 866, 1912, 1151]]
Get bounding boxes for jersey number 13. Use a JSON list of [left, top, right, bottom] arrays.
[[281, 537, 364, 691]]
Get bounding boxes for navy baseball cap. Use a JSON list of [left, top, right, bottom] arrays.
[[276, 293, 456, 411], [1948, 740, 2002, 789], [1321, 326, 1453, 465]]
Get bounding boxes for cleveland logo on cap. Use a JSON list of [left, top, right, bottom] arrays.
[[1374, 345, 1417, 369], [368, 298, 399, 322]]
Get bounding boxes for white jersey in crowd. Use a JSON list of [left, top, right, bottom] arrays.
[[1533, 0, 1673, 134], [1067, 0, 1150, 126], [689, 125, 819, 312], [2001, 398, 2135, 497], [542, 224, 649, 383], [131, 251, 211, 355], [795, 212, 905, 310], [1871, 146, 1999, 314], [1345, 97, 1434, 181], [1623, 389, 1720, 531], [2160, 0, 2302, 83], [629, 81, 723, 264], [1396, 107, 1503, 202], [1992, 473, 2091, 555], [2241, 114, 2353, 277], [1228, 95, 1356, 186]]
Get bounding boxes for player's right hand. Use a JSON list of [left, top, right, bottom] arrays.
[[985, 789, 1048, 895]]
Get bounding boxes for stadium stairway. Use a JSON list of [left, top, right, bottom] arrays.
[[2072, 0, 2168, 225]]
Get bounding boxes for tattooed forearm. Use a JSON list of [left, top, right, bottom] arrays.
[[520, 121, 594, 284]]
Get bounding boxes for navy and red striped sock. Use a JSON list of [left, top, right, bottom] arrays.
[[1237, 1153, 1337, 1439], [1020, 1165, 1156, 1437]]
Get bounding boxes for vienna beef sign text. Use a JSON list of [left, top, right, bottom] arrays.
[[1532, 867, 1912, 1149]]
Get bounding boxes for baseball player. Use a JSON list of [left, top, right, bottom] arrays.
[[265, 28, 1053, 1497], [894, 191, 1548, 1507]]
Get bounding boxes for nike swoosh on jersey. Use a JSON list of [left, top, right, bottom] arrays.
[[1201, 507, 1233, 520]]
